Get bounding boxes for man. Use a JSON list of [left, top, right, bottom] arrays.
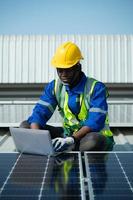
[[20, 41, 114, 152]]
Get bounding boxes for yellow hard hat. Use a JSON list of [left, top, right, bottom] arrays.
[[51, 41, 83, 68]]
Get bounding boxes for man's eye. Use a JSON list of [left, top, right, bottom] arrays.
[[58, 70, 63, 73]]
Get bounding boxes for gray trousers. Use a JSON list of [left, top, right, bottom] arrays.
[[20, 120, 114, 151]]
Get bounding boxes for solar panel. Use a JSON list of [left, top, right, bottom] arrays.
[[0, 152, 133, 200], [0, 152, 84, 200], [84, 152, 133, 200]]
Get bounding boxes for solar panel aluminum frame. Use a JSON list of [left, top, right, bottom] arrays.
[[84, 152, 95, 200], [78, 152, 86, 200], [49, 151, 87, 200]]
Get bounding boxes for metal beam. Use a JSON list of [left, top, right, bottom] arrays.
[[0, 83, 133, 98]]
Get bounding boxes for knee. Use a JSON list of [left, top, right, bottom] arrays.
[[79, 132, 105, 151], [80, 132, 100, 144], [87, 132, 101, 142], [19, 120, 30, 129]]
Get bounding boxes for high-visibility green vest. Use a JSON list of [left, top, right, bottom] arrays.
[[54, 77, 113, 137]]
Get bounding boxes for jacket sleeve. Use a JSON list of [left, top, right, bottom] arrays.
[[27, 80, 57, 128], [83, 82, 108, 131]]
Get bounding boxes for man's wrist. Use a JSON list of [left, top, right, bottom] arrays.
[[72, 126, 92, 141], [71, 135, 77, 143]]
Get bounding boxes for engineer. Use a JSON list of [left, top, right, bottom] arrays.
[[20, 41, 114, 152]]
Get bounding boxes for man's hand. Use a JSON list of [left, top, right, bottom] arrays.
[[52, 137, 75, 152], [30, 123, 40, 129]]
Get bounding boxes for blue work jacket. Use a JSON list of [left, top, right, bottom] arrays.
[[28, 73, 108, 132]]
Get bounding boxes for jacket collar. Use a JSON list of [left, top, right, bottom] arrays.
[[65, 72, 87, 94]]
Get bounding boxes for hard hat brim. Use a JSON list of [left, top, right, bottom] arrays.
[[51, 56, 84, 68]]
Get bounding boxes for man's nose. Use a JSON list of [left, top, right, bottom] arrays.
[[61, 70, 68, 76]]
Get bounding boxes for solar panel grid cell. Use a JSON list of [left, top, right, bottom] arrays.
[[41, 154, 82, 199], [0, 154, 18, 189], [0, 153, 83, 200], [0, 154, 48, 199], [117, 153, 133, 179], [85, 152, 133, 200]]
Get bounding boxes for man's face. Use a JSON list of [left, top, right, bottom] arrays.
[[57, 64, 81, 86]]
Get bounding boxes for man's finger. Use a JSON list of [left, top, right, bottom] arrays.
[[52, 138, 58, 146], [54, 141, 62, 150], [55, 144, 67, 152]]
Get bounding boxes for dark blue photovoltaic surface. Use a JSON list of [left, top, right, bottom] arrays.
[[86, 153, 133, 200], [117, 153, 133, 188], [0, 153, 18, 189], [41, 154, 81, 200], [1, 152, 132, 200], [0, 153, 81, 200]]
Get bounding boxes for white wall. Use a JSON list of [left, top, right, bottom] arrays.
[[0, 35, 133, 83]]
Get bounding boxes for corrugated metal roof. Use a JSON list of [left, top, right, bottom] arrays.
[[0, 35, 133, 83]]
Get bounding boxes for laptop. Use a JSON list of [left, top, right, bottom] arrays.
[[10, 127, 57, 156]]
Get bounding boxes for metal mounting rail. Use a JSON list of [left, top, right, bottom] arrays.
[[0, 99, 133, 105], [0, 135, 9, 146], [108, 99, 133, 104]]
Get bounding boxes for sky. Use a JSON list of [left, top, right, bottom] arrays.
[[0, 0, 133, 34]]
